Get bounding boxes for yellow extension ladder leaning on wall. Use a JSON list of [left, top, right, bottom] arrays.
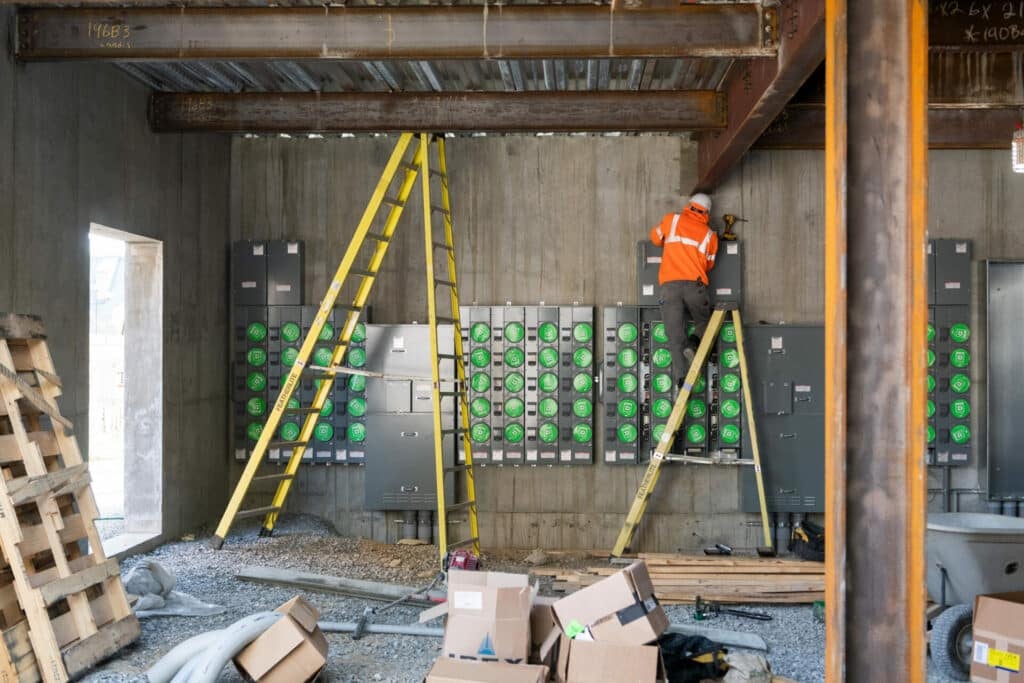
[[210, 133, 480, 565]]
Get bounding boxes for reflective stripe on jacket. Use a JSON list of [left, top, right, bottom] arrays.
[[649, 209, 718, 285]]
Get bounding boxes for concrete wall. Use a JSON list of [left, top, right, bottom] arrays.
[[230, 133, 1019, 551], [0, 9, 233, 539]]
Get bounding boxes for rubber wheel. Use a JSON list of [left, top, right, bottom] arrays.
[[930, 603, 973, 681]]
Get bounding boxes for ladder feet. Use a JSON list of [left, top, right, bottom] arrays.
[[209, 535, 225, 550], [258, 526, 275, 538]]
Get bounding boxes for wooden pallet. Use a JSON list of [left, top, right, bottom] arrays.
[[540, 553, 825, 605], [0, 316, 139, 683]]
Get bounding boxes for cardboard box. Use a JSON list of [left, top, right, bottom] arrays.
[[443, 569, 533, 663], [560, 639, 663, 683], [551, 561, 668, 645], [971, 593, 1024, 682], [424, 658, 548, 682], [234, 596, 328, 683], [530, 596, 559, 666]]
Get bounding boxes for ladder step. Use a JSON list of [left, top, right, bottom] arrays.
[[236, 505, 282, 520], [444, 465, 470, 473], [432, 206, 451, 216], [440, 428, 465, 436], [335, 304, 363, 312], [283, 406, 325, 414], [435, 316, 457, 324], [434, 279, 456, 288], [366, 232, 390, 242], [269, 440, 308, 449], [447, 537, 479, 549], [252, 473, 296, 483], [436, 353, 460, 360], [383, 196, 406, 207], [399, 162, 420, 172], [446, 500, 476, 513], [432, 241, 454, 252], [429, 169, 446, 178], [352, 269, 377, 278]]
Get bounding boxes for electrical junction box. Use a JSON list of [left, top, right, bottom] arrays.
[[231, 241, 268, 306], [267, 240, 305, 306], [635, 238, 742, 307]]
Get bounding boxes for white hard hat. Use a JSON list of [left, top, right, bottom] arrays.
[[689, 193, 712, 212]]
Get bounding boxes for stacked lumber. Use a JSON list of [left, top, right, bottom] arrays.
[[536, 553, 825, 605], [0, 314, 139, 682]]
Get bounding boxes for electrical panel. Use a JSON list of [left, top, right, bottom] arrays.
[[603, 306, 644, 464], [987, 261, 1024, 499], [231, 241, 268, 306], [740, 325, 825, 513], [232, 306, 270, 461], [460, 306, 596, 466], [928, 239, 973, 466], [267, 240, 305, 306], [635, 238, 743, 307]]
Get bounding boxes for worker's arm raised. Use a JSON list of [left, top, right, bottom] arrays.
[[705, 230, 719, 272]]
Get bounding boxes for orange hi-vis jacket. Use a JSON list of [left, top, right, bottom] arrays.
[[649, 208, 719, 285]]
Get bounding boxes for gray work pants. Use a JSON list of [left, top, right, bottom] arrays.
[[660, 279, 711, 382]]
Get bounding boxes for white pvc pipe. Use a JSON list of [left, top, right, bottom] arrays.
[[147, 630, 226, 683], [188, 612, 283, 683]]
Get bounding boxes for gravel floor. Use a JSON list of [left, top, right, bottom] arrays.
[[76, 514, 958, 682]]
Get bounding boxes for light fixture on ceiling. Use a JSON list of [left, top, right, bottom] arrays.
[[1013, 115, 1024, 173]]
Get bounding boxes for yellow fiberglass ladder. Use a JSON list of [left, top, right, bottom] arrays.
[[610, 305, 775, 558], [210, 133, 480, 564]]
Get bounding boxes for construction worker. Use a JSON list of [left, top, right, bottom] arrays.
[[649, 193, 718, 391]]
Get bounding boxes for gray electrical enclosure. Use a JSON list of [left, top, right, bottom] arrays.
[[267, 240, 305, 306], [363, 414, 454, 510], [637, 238, 742, 307], [740, 325, 825, 513], [987, 262, 1024, 498]]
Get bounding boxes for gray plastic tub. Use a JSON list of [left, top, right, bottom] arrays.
[[927, 512, 1024, 605]]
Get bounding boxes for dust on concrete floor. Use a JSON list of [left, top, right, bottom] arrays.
[[78, 513, 952, 682]]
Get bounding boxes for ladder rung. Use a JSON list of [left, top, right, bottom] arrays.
[[437, 390, 463, 397], [444, 465, 470, 473], [269, 440, 308, 449], [446, 501, 476, 513], [283, 406, 324, 414], [436, 353, 460, 360], [366, 232, 390, 242], [236, 505, 282, 520], [399, 162, 420, 172], [383, 196, 406, 207], [252, 473, 295, 483], [435, 316, 457, 324], [429, 169, 446, 178], [352, 269, 377, 278], [447, 537, 479, 549], [441, 428, 465, 436], [431, 206, 451, 215], [432, 241, 454, 252], [336, 304, 363, 312], [434, 279, 455, 288]]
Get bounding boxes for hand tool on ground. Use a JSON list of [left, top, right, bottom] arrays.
[[693, 596, 773, 622], [352, 571, 446, 639]]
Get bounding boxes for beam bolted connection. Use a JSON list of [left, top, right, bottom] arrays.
[[16, 6, 775, 61], [693, 0, 824, 192], [148, 91, 728, 133]]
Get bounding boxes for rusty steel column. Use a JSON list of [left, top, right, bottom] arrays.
[[826, 0, 928, 681]]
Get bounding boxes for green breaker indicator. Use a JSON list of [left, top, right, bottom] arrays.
[[617, 423, 638, 443], [349, 374, 367, 392], [318, 324, 334, 342], [505, 398, 525, 418], [538, 373, 558, 393], [950, 374, 971, 394], [573, 373, 593, 393], [280, 421, 300, 441], [313, 347, 333, 367], [927, 425, 936, 443], [573, 323, 593, 343], [950, 399, 971, 419], [471, 423, 491, 443], [652, 374, 673, 394], [949, 323, 971, 344], [617, 348, 638, 368], [538, 398, 559, 418], [471, 372, 491, 393], [573, 399, 593, 418], [720, 399, 741, 419], [505, 322, 525, 343], [246, 422, 263, 441], [686, 424, 706, 445], [927, 400, 935, 418], [720, 323, 736, 343], [348, 397, 367, 417], [573, 348, 593, 368], [928, 375, 936, 393], [281, 322, 301, 343], [504, 348, 526, 368], [538, 348, 559, 368], [687, 399, 707, 419], [927, 349, 936, 368], [320, 399, 334, 417], [471, 348, 491, 368], [247, 348, 267, 367], [652, 424, 666, 442], [347, 347, 367, 368], [950, 348, 971, 368], [246, 397, 266, 417], [351, 323, 367, 343], [348, 423, 366, 443], [470, 323, 491, 343], [470, 398, 491, 418], [720, 424, 741, 445], [314, 423, 334, 442], [538, 322, 558, 344], [720, 349, 740, 369], [950, 424, 971, 445], [572, 423, 593, 443], [617, 399, 637, 418], [927, 323, 935, 343], [652, 349, 672, 369], [618, 323, 639, 343], [246, 372, 267, 392], [652, 323, 669, 344], [505, 372, 525, 393], [652, 398, 672, 419], [617, 373, 638, 393], [538, 423, 559, 443], [720, 373, 741, 393], [504, 423, 525, 443], [246, 322, 268, 343], [281, 347, 299, 368]]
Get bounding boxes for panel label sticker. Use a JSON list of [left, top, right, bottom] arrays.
[[944, 281, 962, 290], [727, 243, 739, 255]]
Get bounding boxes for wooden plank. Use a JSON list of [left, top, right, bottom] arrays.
[[0, 317, 45, 342], [7, 465, 89, 506], [1, 620, 38, 683], [60, 616, 139, 680], [37, 560, 119, 608], [18, 516, 87, 560], [0, 433, 59, 464]]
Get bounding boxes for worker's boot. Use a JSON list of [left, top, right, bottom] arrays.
[[682, 345, 696, 368]]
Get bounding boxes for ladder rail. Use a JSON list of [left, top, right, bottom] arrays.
[[262, 138, 427, 533], [610, 308, 727, 557], [731, 309, 773, 549], [212, 132, 418, 548]]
